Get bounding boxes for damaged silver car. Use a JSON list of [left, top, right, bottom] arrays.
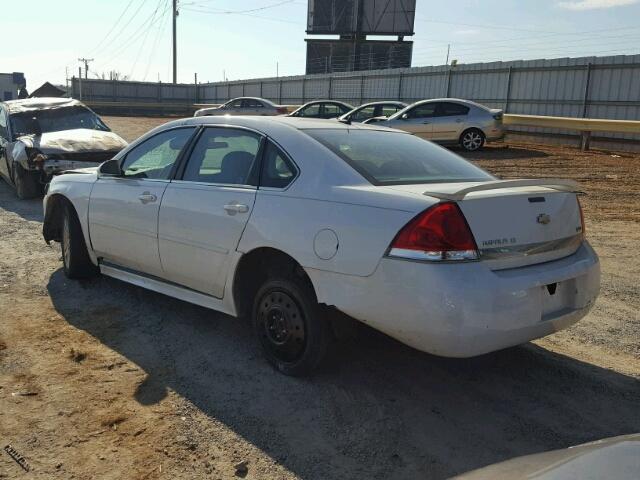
[[0, 97, 127, 199]]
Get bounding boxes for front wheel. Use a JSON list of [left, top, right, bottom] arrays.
[[61, 204, 99, 279], [13, 164, 41, 199], [460, 129, 485, 152], [252, 278, 329, 376]]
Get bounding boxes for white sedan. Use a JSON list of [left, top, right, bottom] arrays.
[[42, 116, 600, 376]]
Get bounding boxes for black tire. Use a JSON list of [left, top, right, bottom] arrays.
[[460, 128, 485, 152], [61, 203, 99, 279], [13, 164, 41, 199], [252, 277, 329, 376]]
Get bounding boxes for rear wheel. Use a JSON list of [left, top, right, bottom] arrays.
[[460, 129, 485, 152], [13, 164, 41, 199], [253, 277, 329, 376], [61, 204, 99, 279]]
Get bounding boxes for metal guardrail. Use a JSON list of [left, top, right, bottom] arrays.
[[504, 114, 640, 150]]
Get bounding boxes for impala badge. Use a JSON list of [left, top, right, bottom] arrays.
[[537, 213, 551, 225]]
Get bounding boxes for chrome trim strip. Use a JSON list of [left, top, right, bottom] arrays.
[[480, 234, 582, 260]]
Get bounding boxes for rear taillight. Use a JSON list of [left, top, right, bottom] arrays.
[[276, 107, 288, 115], [388, 202, 479, 262], [577, 197, 586, 238]]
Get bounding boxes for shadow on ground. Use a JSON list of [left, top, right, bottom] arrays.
[[457, 145, 550, 161], [46, 269, 640, 479], [0, 179, 44, 222]]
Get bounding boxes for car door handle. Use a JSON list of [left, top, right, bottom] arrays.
[[422, 121, 430, 124], [224, 202, 249, 215], [456, 118, 463, 123], [138, 192, 157, 204]]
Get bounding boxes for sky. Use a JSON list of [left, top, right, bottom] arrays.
[[5, 0, 640, 90]]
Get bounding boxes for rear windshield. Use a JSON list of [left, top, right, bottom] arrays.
[[9, 106, 110, 138], [305, 129, 493, 185]]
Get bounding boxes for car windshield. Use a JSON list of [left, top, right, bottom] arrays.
[[9, 106, 110, 137], [305, 129, 494, 185]]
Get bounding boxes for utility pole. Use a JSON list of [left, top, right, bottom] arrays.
[[276, 62, 279, 78], [172, 0, 178, 83], [445, 44, 450, 65], [78, 58, 94, 79], [78, 67, 83, 100]]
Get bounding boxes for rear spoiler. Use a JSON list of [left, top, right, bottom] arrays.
[[422, 179, 583, 201]]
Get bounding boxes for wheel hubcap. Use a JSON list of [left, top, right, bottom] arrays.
[[463, 132, 482, 150], [258, 291, 305, 363]]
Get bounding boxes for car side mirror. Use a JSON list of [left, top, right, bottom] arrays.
[[99, 158, 123, 177], [401, 113, 409, 120]]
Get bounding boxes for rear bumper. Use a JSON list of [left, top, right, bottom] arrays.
[[486, 125, 506, 141], [307, 241, 600, 357]]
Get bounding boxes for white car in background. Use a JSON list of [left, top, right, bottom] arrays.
[[370, 98, 505, 151], [194, 97, 288, 117], [42, 116, 600, 376]]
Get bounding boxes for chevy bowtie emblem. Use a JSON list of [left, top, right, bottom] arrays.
[[537, 213, 551, 225]]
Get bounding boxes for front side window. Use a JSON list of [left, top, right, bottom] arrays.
[[260, 141, 296, 188], [0, 108, 8, 140], [183, 127, 261, 185], [352, 106, 376, 121], [9, 106, 110, 137], [121, 127, 195, 180], [407, 103, 437, 119], [226, 100, 243, 109], [306, 129, 493, 186], [298, 104, 320, 117]]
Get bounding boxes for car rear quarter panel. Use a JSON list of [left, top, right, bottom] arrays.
[[237, 126, 433, 278]]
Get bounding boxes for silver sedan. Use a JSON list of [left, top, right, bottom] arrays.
[[194, 97, 288, 117], [374, 98, 505, 151]]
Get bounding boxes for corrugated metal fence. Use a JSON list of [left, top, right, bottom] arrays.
[[73, 54, 640, 144]]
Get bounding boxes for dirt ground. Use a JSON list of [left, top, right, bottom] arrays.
[[0, 117, 638, 480]]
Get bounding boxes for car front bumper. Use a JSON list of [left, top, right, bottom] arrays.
[[307, 241, 600, 357]]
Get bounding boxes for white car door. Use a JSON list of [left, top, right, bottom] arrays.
[[390, 103, 437, 139], [88, 127, 196, 277], [157, 126, 263, 297]]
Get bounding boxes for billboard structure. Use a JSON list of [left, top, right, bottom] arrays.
[[305, 0, 416, 74]]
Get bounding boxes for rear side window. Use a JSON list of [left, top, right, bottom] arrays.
[[183, 127, 261, 185], [306, 129, 493, 186], [244, 99, 264, 108], [260, 141, 296, 188], [439, 102, 470, 116]]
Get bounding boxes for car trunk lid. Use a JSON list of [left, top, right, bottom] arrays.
[[387, 179, 584, 270]]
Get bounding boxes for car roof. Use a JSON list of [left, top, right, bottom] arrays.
[[359, 101, 407, 107], [301, 100, 353, 107], [178, 115, 404, 133], [3, 97, 82, 114], [226, 96, 276, 105], [410, 98, 489, 110]]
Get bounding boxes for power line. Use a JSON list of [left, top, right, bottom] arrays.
[[90, 0, 138, 54]]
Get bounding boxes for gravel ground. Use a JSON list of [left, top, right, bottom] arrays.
[[0, 117, 638, 479]]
